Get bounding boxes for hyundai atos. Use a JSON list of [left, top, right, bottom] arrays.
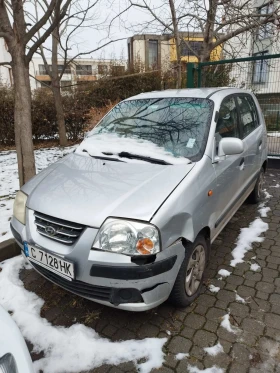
[[11, 88, 267, 311]]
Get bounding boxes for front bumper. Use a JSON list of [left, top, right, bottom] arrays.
[[11, 213, 185, 311]]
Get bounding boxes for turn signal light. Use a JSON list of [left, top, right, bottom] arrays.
[[136, 238, 154, 255]]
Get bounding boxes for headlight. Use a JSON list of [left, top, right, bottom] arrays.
[[13, 191, 27, 225], [0, 353, 18, 373], [92, 218, 161, 256]]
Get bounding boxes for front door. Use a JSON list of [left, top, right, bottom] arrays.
[[212, 95, 245, 239]]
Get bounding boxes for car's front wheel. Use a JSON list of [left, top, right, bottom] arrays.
[[248, 167, 265, 204], [169, 234, 208, 307]]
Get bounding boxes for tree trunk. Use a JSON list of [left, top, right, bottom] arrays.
[[12, 49, 36, 186], [52, 79, 67, 146], [52, 21, 67, 147], [169, 0, 181, 88]]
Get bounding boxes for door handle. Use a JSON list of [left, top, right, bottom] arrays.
[[258, 140, 262, 150], [239, 157, 245, 170]]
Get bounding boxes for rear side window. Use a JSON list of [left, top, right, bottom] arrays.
[[216, 96, 240, 140], [236, 95, 259, 138]]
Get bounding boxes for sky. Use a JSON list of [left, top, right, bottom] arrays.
[[39, 0, 162, 61]]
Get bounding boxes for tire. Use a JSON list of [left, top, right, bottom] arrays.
[[169, 234, 208, 308], [248, 167, 265, 204]]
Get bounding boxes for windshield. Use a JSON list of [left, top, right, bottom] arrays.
[[83, 97, 214, 163]]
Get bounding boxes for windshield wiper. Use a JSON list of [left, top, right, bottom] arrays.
[[117, 151, 172, 165], [81, 149, 125, 162]]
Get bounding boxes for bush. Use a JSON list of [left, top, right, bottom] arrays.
[[0, 70, 162, 146]]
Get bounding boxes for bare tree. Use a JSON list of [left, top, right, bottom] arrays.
[[0, 0, 71, 186], [34, 0, 126, 147], [127, 0, 280, 78]]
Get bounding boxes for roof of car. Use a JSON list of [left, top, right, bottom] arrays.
[[124, 87, 244, 101]]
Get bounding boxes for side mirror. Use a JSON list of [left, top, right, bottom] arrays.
[[218, 137, 244, 156]]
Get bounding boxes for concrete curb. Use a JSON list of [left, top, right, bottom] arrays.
[[0, 238, 21, 262]]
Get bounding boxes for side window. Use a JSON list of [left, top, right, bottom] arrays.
[[215, 97, 240, 148], [236, 95, 259, 138]]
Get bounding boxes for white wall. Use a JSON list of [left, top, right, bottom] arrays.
[[0, 38, 12, 86]]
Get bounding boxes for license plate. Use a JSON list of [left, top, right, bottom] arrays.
[[24, 243, 74, 280]]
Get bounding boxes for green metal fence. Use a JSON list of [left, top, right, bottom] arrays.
[[186, 54, 280, 156]]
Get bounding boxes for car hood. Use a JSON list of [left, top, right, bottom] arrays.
[[25, 153, 195, 227]]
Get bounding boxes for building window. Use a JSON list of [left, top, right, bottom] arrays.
[[128, 42, 131, 66], [257, 3, 273, 40], [38, 64, 71, 75], [148, 40, 158, 68], [253, 51, 269, 83], [98, 65, 108, 75], [76, 65, 92, 75], [181, 41, 203, 56]]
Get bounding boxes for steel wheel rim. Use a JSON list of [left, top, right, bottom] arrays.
[[257, 172, 264, 198], [185, 244, 206, 296]]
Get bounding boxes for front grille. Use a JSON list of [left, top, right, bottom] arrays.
[[34, 211, 84, 245], [32, 263, 112, 301]]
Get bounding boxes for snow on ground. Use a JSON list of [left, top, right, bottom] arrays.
[[230, 218, 269, 267], [267, 132, 280, 137], [188, 365, 224, 373], [175, 353, 189, 360], [208, 285, 220, 293], [250, 263, 261, 271], [258, 206, 271, 217], [204, 342, 224, 356], [221, 314, 240, 334], [217, 269, 231, 277], [271, 184, 280, 188], [235, 292, 246, 304], [0, 146, 76, 242], [0, 256, 166, 373], [263, 189, 272, 199]]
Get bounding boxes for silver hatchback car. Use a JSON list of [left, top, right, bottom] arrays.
[[11, 88, 267, 311]]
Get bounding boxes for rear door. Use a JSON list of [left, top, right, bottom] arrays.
[[236, 94, 263, 188], [212, 95, 245, 237]]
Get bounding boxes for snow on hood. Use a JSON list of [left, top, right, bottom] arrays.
[[76, 133, 189, 165]]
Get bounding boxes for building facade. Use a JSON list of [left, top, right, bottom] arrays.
[[0, 39, 126, 90], [127, 33, 222, 72]]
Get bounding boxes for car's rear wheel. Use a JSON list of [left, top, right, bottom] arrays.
[[169, 234, 208, 307], [248, 167, 265, 204]]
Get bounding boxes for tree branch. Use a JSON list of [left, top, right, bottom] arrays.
[[23, 0, 58, 44], [0, 61, 11, 66], [26, 0, 72, 62]]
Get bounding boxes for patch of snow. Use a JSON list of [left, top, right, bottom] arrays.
[[0, 146, 76, 242], [175, 353, 189, 360], [217, 269, 231, 277], [263, 189, 272, 199], [221, 314, 239, 334], [267, 132, 280, 137], [271, 184, 280, 188], [204, 342, 224, 356], [76, 133, 190, 165], [269, 174, 275, 176], [0, 198, 14, 243], [230, 218, 269, 267], [208, 285, 220, 293], [235, 292, 246, 304], [166, 330, 171, 335], [188, 365, 224, 373], [258, 206, 271, 217], [204, 0, 210, 11], [0, 256, 167, 373], [250, 263, 261, 271]]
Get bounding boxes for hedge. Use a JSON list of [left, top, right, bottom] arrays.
[[0, 71, 162, 146]]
